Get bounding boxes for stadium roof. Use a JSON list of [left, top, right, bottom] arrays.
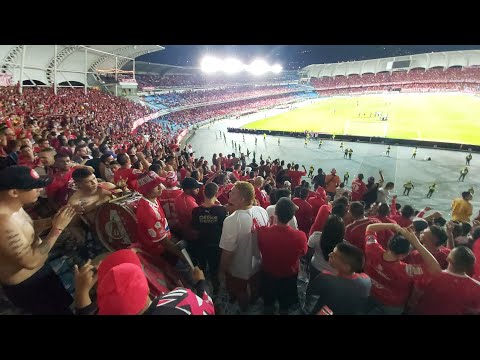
[[301, 50, 480, 78], [122, 61, 198, 76], [0, 45, 164, 86]]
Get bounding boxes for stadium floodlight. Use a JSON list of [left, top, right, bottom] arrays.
[[223, 58, 244, 74], [271, 64, 282, 74], [201, 56, 223, 74], [248, 59, 270, 75]]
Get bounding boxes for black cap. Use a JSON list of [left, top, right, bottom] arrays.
[[0, 166, 52, 191], [181, 177, 203, 190]]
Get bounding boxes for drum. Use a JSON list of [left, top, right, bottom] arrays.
[[95, 193, 142, 252]]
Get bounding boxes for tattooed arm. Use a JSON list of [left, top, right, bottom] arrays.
[[0, 206, 76, 270]]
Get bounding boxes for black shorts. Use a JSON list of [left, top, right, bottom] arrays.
[[2, 264, 73, 315]]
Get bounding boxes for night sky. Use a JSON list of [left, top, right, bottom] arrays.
[[138, 45, 480, 71]]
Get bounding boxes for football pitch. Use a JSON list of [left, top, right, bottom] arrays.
[[242, 93, 480, 145]]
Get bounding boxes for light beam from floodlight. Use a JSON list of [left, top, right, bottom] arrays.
[[223, 58, 244, 74], [201, 56, 223, 73], [271, 64, 282, 74], [248, 59, 270, 75]]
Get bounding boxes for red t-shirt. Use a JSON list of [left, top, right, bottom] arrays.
[[351, 179, 367, 201], [179, 167, 189, 181], [257, 225, 308, 278], [369, 215, 397, 250], [473, 239, 480, 280], [174, 192, 199, 241], [389, 214, 412, 228], [255, 187, 269, 208], [404, 246, 450, 270], [308, 196, 327, 218], [309, 204, 331, 236], [217, 184, 234, 205], [45, 168, 75, 206], [114, 167, 142, 191], [345, 218, 380, 252], [159, 187, 183, 228], [364, 232, 424, 307], [288, 170, 307, 189], [136, 197, 170, 256], [292, 198, 313, 235], [411, 271, 480, 315]]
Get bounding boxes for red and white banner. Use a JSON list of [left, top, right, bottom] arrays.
[[131, 111, 163, 131], [0, 74, 13, 87]]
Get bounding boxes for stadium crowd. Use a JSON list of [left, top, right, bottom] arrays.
[[0, 82, 479, 316], [311, 67, 480, 95], [145, 85, 300, 109], [136, 72, 298, 89]]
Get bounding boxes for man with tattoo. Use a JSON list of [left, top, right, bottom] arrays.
[[0, 166, 76, 314]]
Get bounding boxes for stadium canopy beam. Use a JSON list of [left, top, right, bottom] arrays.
[[19, 45, 26, 94]]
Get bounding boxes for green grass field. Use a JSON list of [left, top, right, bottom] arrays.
[[242, 93, 480, 145]]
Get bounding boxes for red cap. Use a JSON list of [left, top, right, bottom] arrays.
[[96, 250, 149, 315], [137, 171, 165, 195]]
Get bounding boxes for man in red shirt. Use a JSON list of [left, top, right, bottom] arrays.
[[45, 153, 93, 211], [410, 246, 480, 315], [292, 187, 313, 236], [258, 198, 307, 314], [309, 197, 349, 236], [472, 228, 480, 281], [135, 171, 182, 259], [390, 204, 415, 228], [369, 202, 398, 249], [18, 145, 40, 169], [288, 164, 307, 189], [308, 184, 327, 217], [114, 153, 142, 191], [159, 171, 183, 235], [364, 223, 441, 315], [350, 174, 367, 201], [345, 202, 380, 252], [174, 177, 202, 242], [404, 225, 450, 269], [254, 176, 269, 208]]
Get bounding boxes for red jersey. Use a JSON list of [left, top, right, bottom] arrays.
[[217, 183, 234, 205], [114, 167, 142, 191], [369, 215, 397, 250], [389, 214, 412, 228], [351, 179, 367, 201], [308, 195, 327, 218], [45, 167, 75, 207], [345, 217, 380, 252], [255, 187, 269, 208], [288, 170, 307, 189], [309, 204, 331, 236], [257, 225, 308, 278], [174, 192, 199, 241], [179, 167, 189, 181], [292, 197, 313, 235], [473, 239, 480, 280], [411, 271, 480, 315], [404, 246, 451, 270], [159, 188, 183, 228], [364, 232, 424, 307], [135, 197, 171, 256]]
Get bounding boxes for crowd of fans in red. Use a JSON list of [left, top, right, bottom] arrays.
[[311, 67, 480, 95], [0, 82, 479, 316]]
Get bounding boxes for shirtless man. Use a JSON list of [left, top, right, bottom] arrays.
[[67, 168, 116, 242], [0, 166, 76, 314]]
